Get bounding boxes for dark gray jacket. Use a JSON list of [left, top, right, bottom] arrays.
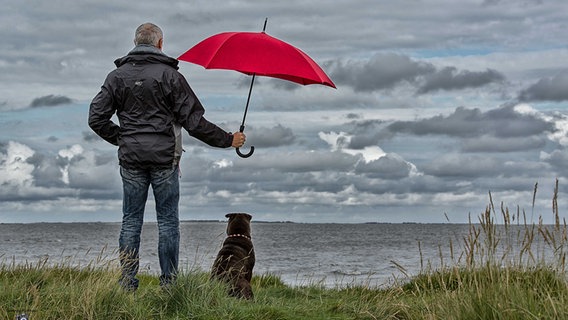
[[89, 45, 233, 169]]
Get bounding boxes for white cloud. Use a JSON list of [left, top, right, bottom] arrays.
[[318, 131, 386, 162], [318, 131, 421, 177], [213, 158, 233, 168], [0, 141, 35, 189], [515, 103, 568, 146], [58, 144, 84, 184], [58, 144, 83, 160]]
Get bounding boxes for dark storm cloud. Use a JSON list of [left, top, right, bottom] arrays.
[[418, 67, 505, 94], [29, 95, 73, 108], [329, 54, 506, 94], [343, 119, 390, 149], [238, 150, 358, 173], [355, 154, 412, 179], [340, 105, 555, 152], [348, 134, 384, 150], [422, 154, 504, 178], [422, 151, 553, 180], [82, 131, 101, 143], [461, 135, 547, 153], [29, 149, 116, 193], [541, 150, 568, 173], [385, 105, 554, 138], [179, 150, 358, 196], [353, 174, 457, 195], [248, 124, 296, 147], [268, 78, 300, 91], [518, 72, 568, 102], [26, 152, 65, 188], [67, 160, 120, 191], [330, 53, 434, 92], [483, 0, 546, 6]]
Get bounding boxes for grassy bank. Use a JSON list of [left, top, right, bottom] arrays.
[[2, 183, 568, 319], [2, 263, 567, 319]]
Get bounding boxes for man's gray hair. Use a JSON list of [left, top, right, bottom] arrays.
[[134, 23, 163, 47]]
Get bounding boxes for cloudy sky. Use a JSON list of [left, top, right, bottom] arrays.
[[1, 0, 568, 223]]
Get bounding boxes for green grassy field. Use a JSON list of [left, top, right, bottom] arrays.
[[2, 263, 567, 319], [2, 184, 568, 319]]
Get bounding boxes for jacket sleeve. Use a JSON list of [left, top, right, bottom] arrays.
[[171, 72, 233, 148], [88, 75, 120, 146]]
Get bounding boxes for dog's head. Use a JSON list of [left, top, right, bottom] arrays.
[[225, 213, 252, 236]]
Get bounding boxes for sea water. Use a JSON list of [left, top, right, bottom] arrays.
[[0, 221, 546, 287]]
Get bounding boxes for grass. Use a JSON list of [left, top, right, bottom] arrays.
[[2, 180, 568, 319]]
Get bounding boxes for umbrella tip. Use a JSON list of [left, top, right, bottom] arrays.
[[263, 18, 268, 32]]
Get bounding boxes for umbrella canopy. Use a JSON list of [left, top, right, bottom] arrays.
[[178, 31, 336, 88]]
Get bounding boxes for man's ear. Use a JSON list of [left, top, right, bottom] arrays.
[[157, 38, 163, 50]]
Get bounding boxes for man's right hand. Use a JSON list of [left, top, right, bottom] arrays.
[[231, 132, 246, 148]]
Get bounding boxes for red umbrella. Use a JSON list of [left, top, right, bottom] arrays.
[[178, 19, 335, 158]]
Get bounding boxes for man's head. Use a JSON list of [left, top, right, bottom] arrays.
[[134, 23, 163, 50]]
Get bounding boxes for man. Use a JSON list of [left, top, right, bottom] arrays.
[[88, 23, 245, 291]]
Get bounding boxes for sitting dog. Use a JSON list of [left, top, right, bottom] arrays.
[[211, 213, 255, 300]]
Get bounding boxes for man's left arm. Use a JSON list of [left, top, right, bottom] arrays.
[[171, 74, 233, 148]]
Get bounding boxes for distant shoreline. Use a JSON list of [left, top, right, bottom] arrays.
[[0, 220, 549, 226]]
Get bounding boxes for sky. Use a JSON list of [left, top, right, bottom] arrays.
[[1, 0, 568, 224]]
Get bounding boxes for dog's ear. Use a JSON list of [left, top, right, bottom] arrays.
[[225, 213, 252, 220]]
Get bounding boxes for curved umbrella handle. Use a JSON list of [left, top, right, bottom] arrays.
[[235, 124, 254, 158], [236, 145, 255, 158]]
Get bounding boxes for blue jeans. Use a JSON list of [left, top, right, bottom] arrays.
[[118, 166, 180, 290]]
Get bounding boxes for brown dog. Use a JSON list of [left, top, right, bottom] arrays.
[[211, 213, 255, 299]]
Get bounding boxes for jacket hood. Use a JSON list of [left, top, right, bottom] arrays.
[[114, 45, 179, 69]]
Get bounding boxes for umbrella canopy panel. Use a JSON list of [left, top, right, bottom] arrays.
[[178, 32, 335, 88]]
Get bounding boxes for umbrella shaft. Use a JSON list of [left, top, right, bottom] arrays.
[[241, 73, 256, 130]]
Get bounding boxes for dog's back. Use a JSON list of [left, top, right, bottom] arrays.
[[211, 213, 255, 299]]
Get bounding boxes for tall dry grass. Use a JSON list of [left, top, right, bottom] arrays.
[[403, 179, 568, 319]]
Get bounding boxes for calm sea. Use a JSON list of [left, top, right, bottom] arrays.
[[0, 222, 524, 287]]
